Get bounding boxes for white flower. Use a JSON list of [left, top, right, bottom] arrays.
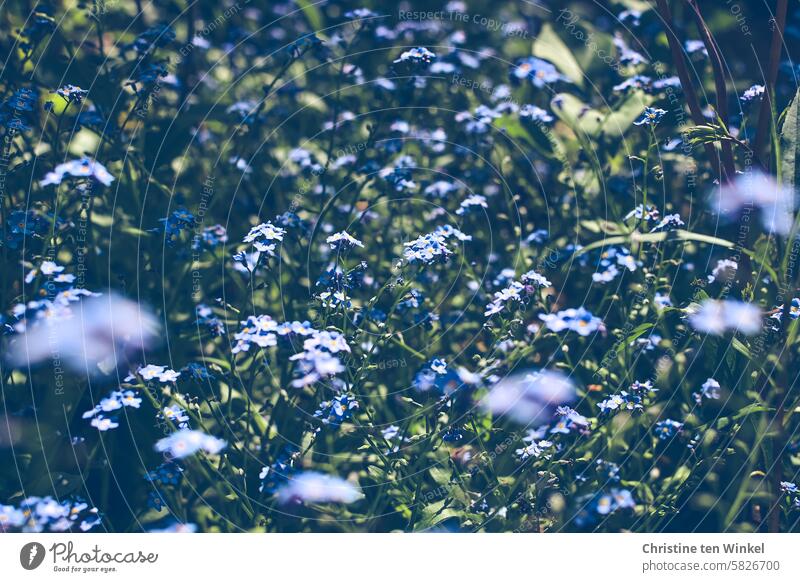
[[275, 472, 363, 504], [158, 369, 181, 383], [138, 364, 166, 380], [707, 259, 738, 284], [326, 231, 364, 249], [516, 439, 553, 461], [90, 417, 119, 431], [40, 261, 64, 275]]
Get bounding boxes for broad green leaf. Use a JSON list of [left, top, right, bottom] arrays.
[[551, 93, 603, 138], [295, 0, 323, 31], [533, 24, 584, 87], [603, 90, 651, 139], [780, 88, 800, 188]]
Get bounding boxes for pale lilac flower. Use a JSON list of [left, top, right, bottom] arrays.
[[456, 194, 488, 215], [8, 293, 160, 374], [155, 429, 226, 459], [275, 471, 363, 504], [40, 158, 115, 187], [688, 299, 761, 336], [712, 171, 795, 236], [539, 307, 603, 336], [482, 370, 576, 424]]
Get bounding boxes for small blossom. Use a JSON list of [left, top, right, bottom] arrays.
[[654, 419, 683, 440], [511, 57, 567, 87], [40, 158, 114, 187], [633, 107, 667, 126], [539, 307, 604, 336], [693, 378, 721, 404], [740, 84, 765, 103], [327, 231, 364, 250]]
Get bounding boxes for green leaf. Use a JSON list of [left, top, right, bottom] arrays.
[[533, 24, 584, 87], [429, 467, 451, 486], [603, 90, 650, 139], [414, 500, 461, 531], [551, 93, 603, 138], [295, 0, 323, 31], [780, 88, 800, 188], [624, 322, 654, 344]]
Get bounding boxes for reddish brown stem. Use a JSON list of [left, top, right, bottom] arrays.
[[754, 0, 790, 168], [654, 0, 722, 179], [685, 0, 736, 181]]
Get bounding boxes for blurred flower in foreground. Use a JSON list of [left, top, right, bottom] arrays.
[[155, 429, 226, 459], [711, 171, 795, 236], [39, 157, 114, 187], [275, 471, 363, 505], [482, 370, 576, 424], [1, 496, 101, 532], [148, 522, 197, 533], [7, 293, 160, 374], [688, 299, 761, 336]]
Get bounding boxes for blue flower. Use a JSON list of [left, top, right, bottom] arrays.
[[693, 378, 721, 404], [654, 419, 683, 440], [242, 220, 286, 256], [403, 232, 453, 265], [53, 84, 88, 103], [539, 307, 603, 336], [519, 104, 554, 123], [4, 210, 46, 249], [613, 34, 647, 65], [771, 298, 800, 321], [595, 459, 621, 483], [613, 75, 651, 93], [327, 231, 364, 250], [596, 488, 636, 515], [650, 213, 685, 232], [39, 157, 115, 187], [258, 447, 298, 493], [456, 194, 488, 216], [146, 462, 183, 486], [393, 47, 436, 66], [740, 84, 765, 103], [633, 107, 667, 126], [550, 406, 589, 435], [511, 57, 567, 87], [314, 393, 359, 427]]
